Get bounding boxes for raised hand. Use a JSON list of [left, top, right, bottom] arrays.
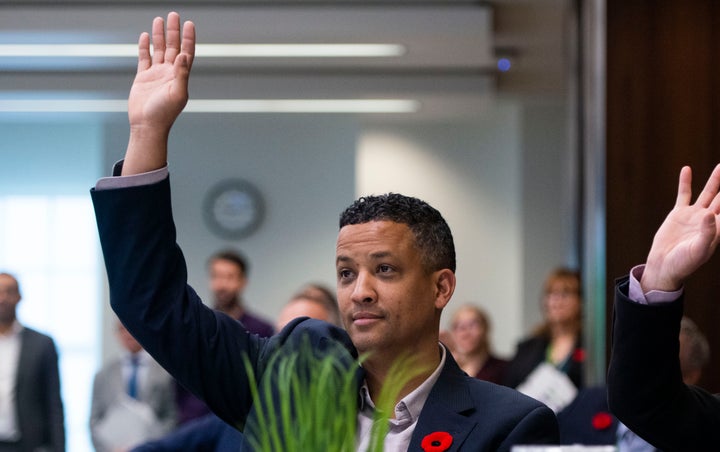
[[122, 12, 195, 175], [641, 164, 720, 292]]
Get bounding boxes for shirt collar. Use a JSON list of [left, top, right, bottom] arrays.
[[0, 321, 23, 339], [124, 349, 150, 364], [359, 343, 447, 425]]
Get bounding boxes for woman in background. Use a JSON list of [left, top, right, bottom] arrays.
[[448, 304, 508, 384], [503, 267, 584, 390]]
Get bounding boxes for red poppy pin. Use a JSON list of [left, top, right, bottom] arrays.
[[421, 431, 453, 452], [591, 411, 613, 430], [572, 348, 586, 362]]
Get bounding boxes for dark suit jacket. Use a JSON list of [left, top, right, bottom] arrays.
[[557, 386, 618, 446], [131, 413, 244, 451], [91, 175, 559, 451], [15, 327, 65, 451], [558, 385, 659, 451], [608, 276, 720, 451]]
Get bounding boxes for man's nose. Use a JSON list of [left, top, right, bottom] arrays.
[[351, 272, 375, 304]]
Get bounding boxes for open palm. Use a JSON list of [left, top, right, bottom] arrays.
[[128, 13, 195, 132], [643, 165, 720, 292]]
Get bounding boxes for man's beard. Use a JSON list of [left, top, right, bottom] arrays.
[[213, 291, 238, 308], [0, 308, 15, 325]]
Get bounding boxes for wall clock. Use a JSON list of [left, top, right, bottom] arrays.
[[203, 179, 264, 239]]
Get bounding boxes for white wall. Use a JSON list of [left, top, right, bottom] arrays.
[[357, 102, 573, 357], [357, 103, 524, 357], [520, 102, 578, 335]]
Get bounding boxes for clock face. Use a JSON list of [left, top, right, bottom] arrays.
[[203, 179, 264, 239]]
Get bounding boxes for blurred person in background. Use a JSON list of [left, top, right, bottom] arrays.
[[0, 272, 65, 452], [280, 282, 341, 329], [207, 249, 274, 337], [502, 268, 584, 413], [90, 320, 176, 452], [503, 267, 584, 391], [447, 304, 507, 384]]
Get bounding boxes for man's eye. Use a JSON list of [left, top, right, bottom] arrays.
[[338, 269, 353, 279], [378, 264, 392, 273]]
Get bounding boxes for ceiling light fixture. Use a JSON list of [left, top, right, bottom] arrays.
[[0, 43, 406, 58], [0, 99, 420, 114]]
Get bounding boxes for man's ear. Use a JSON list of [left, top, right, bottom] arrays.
[[433, 269, 456, 310]]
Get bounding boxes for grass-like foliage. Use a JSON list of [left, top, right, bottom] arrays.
[[242, 334, 430, 451], [366, 353, 430, 452]]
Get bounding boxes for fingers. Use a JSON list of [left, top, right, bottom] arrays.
[[151, 16, 166, 65], [164, 12, 182, 63], [675, 166, 692, 207], [694, 163, 720, 209], [137, 32, 151, 72], [711, 215, 720, 251], [676, 164, 720, 212], [705, 164, 720, 213], [140, 13, 194, 71], [181, 20, 196, 71]]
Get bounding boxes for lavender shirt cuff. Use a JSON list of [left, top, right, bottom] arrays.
[[628, 264, 683, 304], [95, 160, 169, 190]]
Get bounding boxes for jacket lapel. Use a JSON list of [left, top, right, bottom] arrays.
[[408, 354, 478, 451], [14, 329, 31, 392]]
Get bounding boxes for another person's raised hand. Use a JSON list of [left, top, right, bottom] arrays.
[[642, 164, 720, 292], [123, 12, 195, 175]]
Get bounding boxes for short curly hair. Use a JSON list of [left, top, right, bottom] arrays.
[[339, 193, 456, 273]]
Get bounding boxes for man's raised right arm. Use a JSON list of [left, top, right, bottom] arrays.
[[608, 164, 720, 450], [121, 11, 195, 177]]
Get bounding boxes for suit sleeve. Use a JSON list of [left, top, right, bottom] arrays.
[[497, 405, 559, 451], [91, 176, 269, 429], [607, 276, 720, 451]]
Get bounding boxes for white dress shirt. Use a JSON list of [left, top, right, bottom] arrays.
[[0, 322, 23, 441], [355, 344, 446, 452]]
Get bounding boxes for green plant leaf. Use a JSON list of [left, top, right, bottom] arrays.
[[242, 334, 430, 451]]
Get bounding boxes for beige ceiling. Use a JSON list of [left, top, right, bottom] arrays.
[[0, 1, 570, 119]]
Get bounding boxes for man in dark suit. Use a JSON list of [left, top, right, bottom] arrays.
[[91, 12, 558, 450], [608, 164, 720, 451], [0, 272, 65, 452]]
